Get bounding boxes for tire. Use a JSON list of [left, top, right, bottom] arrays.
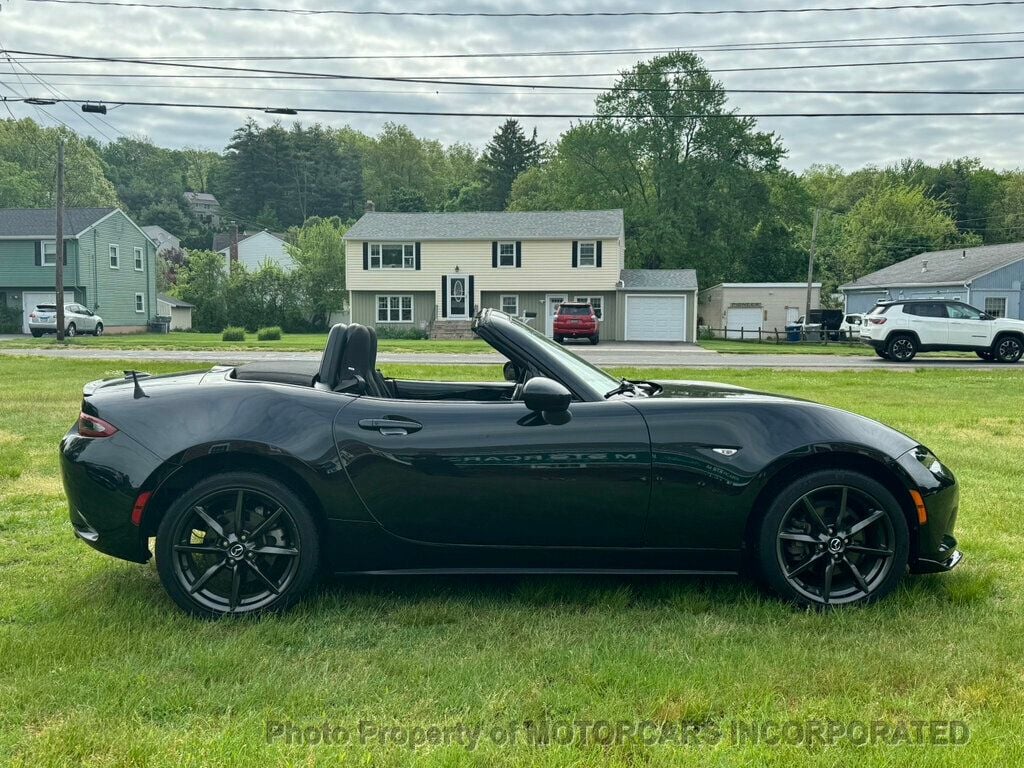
[[554, 336, 564, 344], [874, 348, 890, 360], [156, 472, 320, 618], [65, 323, 76, 338], [885, 333, 917, 362], [994, 335, 1023, 364], [589, 335, 600, 345], [31, 330, 43, 338], [756, 469, 909, 608], [93, 322, 104, 336], [976, 349, 994, 361]]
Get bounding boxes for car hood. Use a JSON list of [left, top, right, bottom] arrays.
[[649, 379, 802, 402]]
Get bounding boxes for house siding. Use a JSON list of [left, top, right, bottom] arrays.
[[971, 259, 1024, 319], [698, 284, 820, 335], [479, 289, 620, 339], [221, 232, 294, 273], [350, 290, 437, 329], [843, 284, 969, 315], [79, 211, 156, 330]]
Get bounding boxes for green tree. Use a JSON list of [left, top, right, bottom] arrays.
[[173, 249, 229, 331], [477, 120, 543, 210], [287, 216, 349, 329], [987, 171, 1024, 243]]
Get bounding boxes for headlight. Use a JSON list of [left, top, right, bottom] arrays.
[[914, 447, 942, 475]]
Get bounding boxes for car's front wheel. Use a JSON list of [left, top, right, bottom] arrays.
[[93, 322, 103, 336], [874, 348, 890, 360], [554, 336, 564, 344], [757, 470, 909, 608], [156, 472, 320, 618], [885, 333, 917, 362], [994, 335, 1023, 364], [65, 323, 76, 337], [976, 349, 994, 361], [589, 334, 599, 345]]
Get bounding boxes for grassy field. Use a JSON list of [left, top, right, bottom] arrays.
[[1, 357, 1022, 766], [699, 339, 874, 355], [0, 331, 491, 354]]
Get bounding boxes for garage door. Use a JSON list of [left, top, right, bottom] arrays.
[[22, 291, 74, 334], [625, 295, 687, 341], [726, 307, 763, 339]]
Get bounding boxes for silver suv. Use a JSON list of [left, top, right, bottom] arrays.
[[27, 303, 104, 337]]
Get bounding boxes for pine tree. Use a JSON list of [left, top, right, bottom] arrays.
[[478, 120, 544, 210]]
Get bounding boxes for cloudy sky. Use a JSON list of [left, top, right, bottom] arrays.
[[3, 0, 1024, 171]]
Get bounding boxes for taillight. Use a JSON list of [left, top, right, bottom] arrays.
[[29, 312, 37, 320], [78, 412, 118, 437], [868, 317, 887, 325]]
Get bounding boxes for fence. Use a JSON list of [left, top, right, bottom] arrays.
[[704, 327, 862, 345]]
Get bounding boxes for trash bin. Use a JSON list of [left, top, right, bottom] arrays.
[[785, 324, 801, 342], [150, 316, 171, 334], [804, 323, 823, 342]]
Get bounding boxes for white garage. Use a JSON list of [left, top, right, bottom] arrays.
[[725, 306, 763, 339], [625, 295, 688, 341], [618, 269, 698, 342], [21, 291, 74, 334]]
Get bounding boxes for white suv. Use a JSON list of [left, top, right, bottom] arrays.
[[859, 300, 1024, 363]]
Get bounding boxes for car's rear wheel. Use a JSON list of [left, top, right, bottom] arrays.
[[874, 348, 890, 360], [994, 335, 1023, 363], [590, 334, 599, 345], [757, 470, 909, 608], [31, 330, 43, 338], [93, 322, 103, 336], [554, 336, 564, 344], [66, 323, 76, 337], [156, 472, 320, 618], [885, 333, 917, 362]]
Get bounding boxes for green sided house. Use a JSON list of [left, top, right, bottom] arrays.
[[343, 209, 699, 341], [0, 208, 157, 334]]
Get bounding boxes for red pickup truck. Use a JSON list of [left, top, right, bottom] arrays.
[[553, 302, 600, 345]]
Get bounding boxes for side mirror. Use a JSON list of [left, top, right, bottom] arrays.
[[522, 377, 571, 414], [502, 361, 518, 382], [981, 313, 995, 321]]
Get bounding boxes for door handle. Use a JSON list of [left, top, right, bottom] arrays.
[[357, 417, 422, 435]]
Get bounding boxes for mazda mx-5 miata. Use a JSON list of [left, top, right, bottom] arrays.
[[61, 310, 962, 617]]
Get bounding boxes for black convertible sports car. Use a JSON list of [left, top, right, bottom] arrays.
[[61, 310, 962, 617]]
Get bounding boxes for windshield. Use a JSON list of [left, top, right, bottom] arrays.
[[508, 315, 620, 395], [558, 305, 591, 316]]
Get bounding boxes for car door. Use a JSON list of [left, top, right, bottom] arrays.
[[946, 302, 993, 347], [335, 396, 652, 547], [905, 301, 948, 346], [68, 304, 91, 332]]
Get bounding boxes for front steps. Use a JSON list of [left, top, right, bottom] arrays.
[[429, 320, 475, 340]]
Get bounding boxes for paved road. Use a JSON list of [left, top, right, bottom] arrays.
[[0, 340, 1017, 370]]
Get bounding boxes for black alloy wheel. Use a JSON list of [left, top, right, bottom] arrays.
[[885, 334, 917, 362], [758, 470, 909, 607], [156, 472, 319, 618], [995, 335, 1023, 364]]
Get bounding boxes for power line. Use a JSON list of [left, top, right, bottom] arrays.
[[10, 49, 1024, 93], [11, 95, 1024, 119], [22, 0, 1024, 16]]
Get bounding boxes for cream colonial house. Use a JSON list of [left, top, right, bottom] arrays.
[[343, 209, 698, 342]]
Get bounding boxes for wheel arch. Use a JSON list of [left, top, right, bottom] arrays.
[[993, 329, 1024, 347], [140, 450, 328, 540], [742, 449, 921, 566], [885, 328, 920, 346]]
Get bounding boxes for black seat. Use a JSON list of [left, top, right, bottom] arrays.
[[366, 326, 394, 397], [335, 324, 388, 396], [315, 323, 348, 390]]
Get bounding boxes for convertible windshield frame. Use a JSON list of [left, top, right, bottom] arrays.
[[472, 310, 620, 401]]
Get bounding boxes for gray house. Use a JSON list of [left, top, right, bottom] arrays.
[[841, 242, 1024, 319]]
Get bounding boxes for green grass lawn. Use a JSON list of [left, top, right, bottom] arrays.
[[1, 357, 1022, 766], [0, 331, 491, 354], [700, 339, 874, 355]]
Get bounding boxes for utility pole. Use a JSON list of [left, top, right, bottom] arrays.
[[804, 207, 820, 324], [55, 138, 66, 342]]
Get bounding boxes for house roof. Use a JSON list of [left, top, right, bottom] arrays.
[[157, 293, 194, 308], [619, 269, 698, 292], [212, 229, 287, 252], [708, 282, 822, 289], [344, 210, 625, 241], [184, 191, 219, 205], [0, 207, 116, 238], [841, 242, 1024, 290]]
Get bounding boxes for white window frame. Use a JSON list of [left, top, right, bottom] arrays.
[[109, 244, 120, 269], [133, 246, 144, 271], [369, 242, 416, 270], [497, 241, 516, 268], [134, 292, 145, 313], [376, 294, 414, 323], [41, 241, 57, 266], [500, 294, 519, 316], [574, 295, 603, 320], [984, 297, 1007, 318], [577, 240, 597, 268]]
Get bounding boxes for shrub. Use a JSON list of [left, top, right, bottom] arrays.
[[374, 325, 428, 340], [222, 326, 246, 341], [257, 326, 282, 341]]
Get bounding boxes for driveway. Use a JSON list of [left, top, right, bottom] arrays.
[[0, 340, 1018, 370]]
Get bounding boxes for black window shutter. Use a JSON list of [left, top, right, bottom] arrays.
[[468, 275, 475, 315], [491, 241, 498, 268], [572, 240, 579, 268], [415, 242, 421, 270], [34, 241, 42, 266], [441, 276, 448, 318], [362, 242, 369, 270], [596, 241, 603, 268], [515, 241, 522, 268], [62, 241, 68, 267]]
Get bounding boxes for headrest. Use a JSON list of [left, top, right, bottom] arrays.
[[316, 323, 348, 389]]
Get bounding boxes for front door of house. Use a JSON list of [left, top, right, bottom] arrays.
[[545, 294, 566, 337], [448, 275, 469, 319]]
